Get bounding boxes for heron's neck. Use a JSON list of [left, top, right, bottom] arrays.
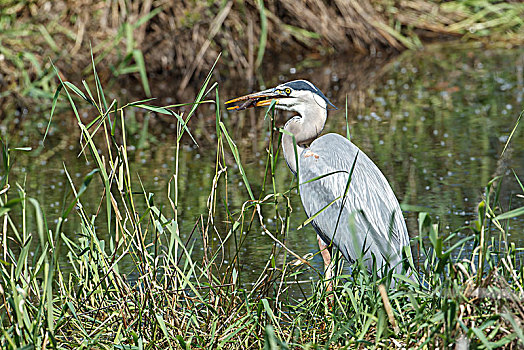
[[282, 106, 327, 175]]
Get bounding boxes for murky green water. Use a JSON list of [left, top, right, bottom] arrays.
[[4, 44, 524, 286]]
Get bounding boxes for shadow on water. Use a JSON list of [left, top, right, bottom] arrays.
[[4, 43, 524, 289]]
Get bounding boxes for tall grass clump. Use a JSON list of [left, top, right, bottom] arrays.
[[1, 56, 524, 348]]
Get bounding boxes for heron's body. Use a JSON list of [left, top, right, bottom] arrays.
[[297, 133, 408, 275], [226, 79, 411, 285]]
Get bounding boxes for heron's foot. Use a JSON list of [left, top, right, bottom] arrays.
[[318, 236, 335, 305], [326, 291, 334, 310], [325, 274, 335, 308]]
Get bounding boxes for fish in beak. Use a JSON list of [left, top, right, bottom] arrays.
[[225, 88, 283, 111]]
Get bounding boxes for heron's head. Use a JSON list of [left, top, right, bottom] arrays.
[[226, 80, 336, 116]]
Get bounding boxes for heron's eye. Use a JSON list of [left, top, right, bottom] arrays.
[[285, 88, 291, 95]]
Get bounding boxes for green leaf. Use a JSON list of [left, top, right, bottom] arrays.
[[44, 81, 64, 144], [494, 206, 524, 220], [64, 81, 94, 105], [15, 235, 32, 279], [219, 121, 254, 200], [471, 327, 494, 349], [62, 168, 100, 219], [155, 313, 173, 349], [501, 109, 522, 157], [297, 195, 342, 230], [134, 104, 197, 145], [0, 197, 25, 216], [132, 49, 150, 97], [91, 45, 108, 111]]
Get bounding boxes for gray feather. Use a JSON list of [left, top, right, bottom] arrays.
[[298, 133, 409, 275]]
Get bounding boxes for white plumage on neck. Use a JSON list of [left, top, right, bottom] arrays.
[[280, 95, 327, 174]]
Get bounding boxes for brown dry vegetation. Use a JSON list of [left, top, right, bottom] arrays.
[[1, 0, 523, 98]]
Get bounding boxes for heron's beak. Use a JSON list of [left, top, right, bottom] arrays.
[[225, 88, 281, 111]]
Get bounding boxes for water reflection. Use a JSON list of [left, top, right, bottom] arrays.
[[5, 44, 524, 284]]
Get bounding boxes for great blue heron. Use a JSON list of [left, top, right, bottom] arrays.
[[226, 80, 411, 289]]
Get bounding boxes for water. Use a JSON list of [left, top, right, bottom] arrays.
[[4, 44, 524, 285]]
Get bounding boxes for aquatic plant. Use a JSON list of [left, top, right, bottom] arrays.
[[0, 56, 523, 349]]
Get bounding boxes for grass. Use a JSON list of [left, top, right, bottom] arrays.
[[1, 57, 524, 349]]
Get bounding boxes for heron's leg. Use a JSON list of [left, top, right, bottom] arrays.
[[317, 235, 334, 292]]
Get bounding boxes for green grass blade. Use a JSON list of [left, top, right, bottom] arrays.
[[90, 45, 108, 111], [134, 104, 197, 144], [176, 53, 221, 144], [132, 49, 151, 97], [494, 206, 524, 220], [219, 121, 254, 200], [501, 109, 523, 157], [43, 81, 64, 144]]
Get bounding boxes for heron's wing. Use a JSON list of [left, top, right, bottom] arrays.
[[298, 133, 409, 274]]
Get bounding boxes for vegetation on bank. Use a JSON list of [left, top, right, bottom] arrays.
[[1, 59, 523, 348], [1, 0, 524, 119]]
